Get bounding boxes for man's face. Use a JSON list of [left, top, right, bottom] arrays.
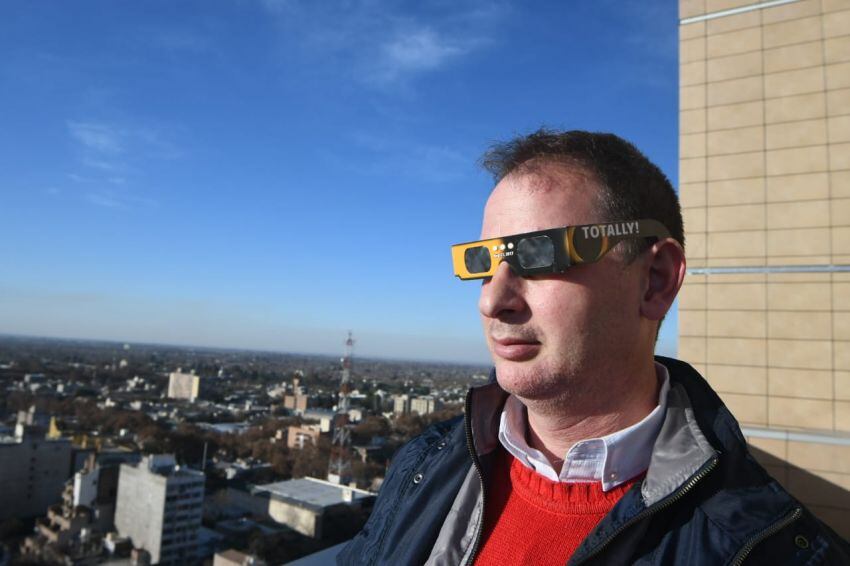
[[479, 163, 646, 402]]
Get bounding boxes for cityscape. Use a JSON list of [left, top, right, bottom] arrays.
[[0, 334, 488, 565], [4, 0, 850, 562]]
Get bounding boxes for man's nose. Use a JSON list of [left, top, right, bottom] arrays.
[[479, 262, 527, 319]]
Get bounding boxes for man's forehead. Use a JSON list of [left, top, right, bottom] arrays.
[[481, 164, 602, 237]]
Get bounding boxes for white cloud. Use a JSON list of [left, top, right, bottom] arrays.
[[81, 157, 123, 172], [67, 121, 123, 153], [68, 120, 182, 161], [67, 173, 91, 183], [134, 126, 183, 159], [260, 0, 507, 88], [338, 130, 471, 184], [85, 190, 126, 209], [384, 29, 464, 70], [85, 188, 157, 210], [64, 117, 180, 209], [380, 28, 466, 75]]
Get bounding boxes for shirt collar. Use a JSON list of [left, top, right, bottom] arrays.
[[497, 362, 670, 491]]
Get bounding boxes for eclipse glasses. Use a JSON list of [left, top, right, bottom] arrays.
[[451, 219, 671, 280]]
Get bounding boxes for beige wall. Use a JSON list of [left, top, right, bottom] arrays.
[[681, 272, 850, 432], [679, 0, 850, 535]]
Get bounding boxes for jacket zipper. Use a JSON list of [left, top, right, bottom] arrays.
[[729, 506, 802, 566], [463, 390, 486, 566], [571, 453, 719, 565]]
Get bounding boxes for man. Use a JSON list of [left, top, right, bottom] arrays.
[[338, 130, 850, 565]]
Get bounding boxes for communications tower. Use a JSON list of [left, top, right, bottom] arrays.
[[328, 331, 354, 484]]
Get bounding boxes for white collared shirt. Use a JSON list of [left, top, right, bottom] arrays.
[[497, 362, 670, 491]]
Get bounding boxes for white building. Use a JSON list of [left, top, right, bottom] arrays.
[[0, 420, 72, 520], [219, 477, 375, 539], [114, 455, 205, 565], [391, 394, 410, 416], [346, 408, 363, 423], [167, 371, 203, 402], [285, 424, 322, 450], [410, 396, 441, 416], [302, 409, 336, 433], [213, 549, 266, 566]]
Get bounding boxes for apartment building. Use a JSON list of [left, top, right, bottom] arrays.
[[114, 454, 205, 565], [0, 419, 72, 520], [410, 396, 441, 416], [167, 371, 203, 402], [392, 394, 410, 416], [286, 424, 322, 449]]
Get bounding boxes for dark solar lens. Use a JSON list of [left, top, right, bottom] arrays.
[[516, 236, 554, 269], [464, 246, 492, 274]]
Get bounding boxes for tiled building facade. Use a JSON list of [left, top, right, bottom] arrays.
[[678, 0, 850, 537]]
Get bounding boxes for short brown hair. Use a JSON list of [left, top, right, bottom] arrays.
[[481, 128, 684, 262]]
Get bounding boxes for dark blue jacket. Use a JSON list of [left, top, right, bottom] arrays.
[[338, 357, 850, 565]]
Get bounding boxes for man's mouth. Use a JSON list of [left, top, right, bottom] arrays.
[[491, 337, 541, 361]]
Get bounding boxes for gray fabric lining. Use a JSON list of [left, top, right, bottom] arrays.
[[469, 382, 507, 456], [423, 383, 504, 565], [641, 382, 716, 506], [424, 466, 483, 566]]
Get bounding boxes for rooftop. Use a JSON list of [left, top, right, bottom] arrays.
[[197, 422, 251, 434], [253, 477, 373, 512], [131, 454, 205, 479]]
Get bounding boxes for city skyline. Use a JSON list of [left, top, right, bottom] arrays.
[[1, 1, 679, 363]]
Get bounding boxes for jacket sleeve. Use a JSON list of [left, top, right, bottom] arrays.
[[337, 416, 467, 566], [743, 507, 850, 565], [336, 439, 413, 565]]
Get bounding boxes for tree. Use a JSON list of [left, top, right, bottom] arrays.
[[291, 440, 329, 479], [352, 416, 390, 444]]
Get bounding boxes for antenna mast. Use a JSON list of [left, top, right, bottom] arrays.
[[328, 331, 354, 484]]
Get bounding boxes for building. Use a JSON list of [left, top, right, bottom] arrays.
[[346, 408, 363, 423], [73, 449, 143, 530], [283, 394, 309, 412], [22, 503, 98, 563], [17, 405, 49, 428], [678, 0, 850, 537], [410, 396, 441, 416], [20, 450, 139, 565], [221, 477, 375, 539], [283, 377, 309, 412], [114, 455, 205, 565], [391, 394, 410, 416], [286, 424, 322, 449], [213, 549, 266, 566], [302, 409, 336, 433], [0, 416, 72, 520], [167, 371, 203, 402]]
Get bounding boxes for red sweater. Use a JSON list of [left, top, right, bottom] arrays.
[[474, 449, 640, 565]]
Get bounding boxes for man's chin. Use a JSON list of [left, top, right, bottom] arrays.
[[493, 354, 579, 401], [493, 360, 547, 397]]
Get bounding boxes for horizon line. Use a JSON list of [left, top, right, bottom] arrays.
[[0, 332, 492, 369]]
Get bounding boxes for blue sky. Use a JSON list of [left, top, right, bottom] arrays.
[[0, 1, 679, 363]]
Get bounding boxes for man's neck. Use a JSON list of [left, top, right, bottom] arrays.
[[521, 363, 661, 471]]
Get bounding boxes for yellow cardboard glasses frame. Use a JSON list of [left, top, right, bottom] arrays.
[[451, 219, 671, 280]]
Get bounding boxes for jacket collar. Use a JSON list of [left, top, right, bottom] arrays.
[[466, 357, 719, 506]]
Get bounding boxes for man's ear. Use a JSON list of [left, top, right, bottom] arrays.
[[640, 239, 686, 322]]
